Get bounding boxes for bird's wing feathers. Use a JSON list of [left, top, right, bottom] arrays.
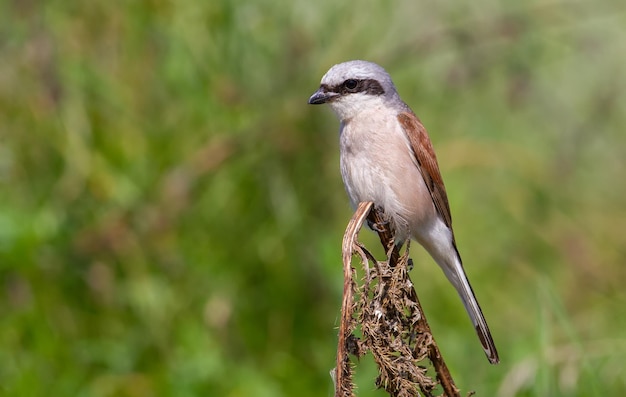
[[397, 111, 454, 231]]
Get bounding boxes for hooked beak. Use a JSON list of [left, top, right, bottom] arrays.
[[308, 87, 338, 105]]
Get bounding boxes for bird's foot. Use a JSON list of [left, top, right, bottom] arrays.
[[367, 218, 389, 233]]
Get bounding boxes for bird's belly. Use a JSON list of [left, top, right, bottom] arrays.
[[341, 153, 392, 208], [340, 149, 435, 242]]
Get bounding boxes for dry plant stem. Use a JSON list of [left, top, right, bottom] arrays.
[[367, 207, 461, 397], [336, 201, 374, 397], [335, 202, 462, 397], [368, 208, 460, 397]]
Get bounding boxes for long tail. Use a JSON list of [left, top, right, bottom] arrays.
[[439, 250, 500, 364]]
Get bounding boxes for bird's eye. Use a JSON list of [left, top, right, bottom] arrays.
[[344, 79, 358, 90]]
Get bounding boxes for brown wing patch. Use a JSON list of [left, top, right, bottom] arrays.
[[397, 111, 454, 232]]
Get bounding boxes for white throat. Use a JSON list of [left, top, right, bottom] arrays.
[[328, 94, 389, 122]]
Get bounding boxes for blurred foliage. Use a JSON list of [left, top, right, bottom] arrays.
[[1, 0, 625, 396]]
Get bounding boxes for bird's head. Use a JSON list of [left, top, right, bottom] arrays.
[[308, 60, 401, 121]]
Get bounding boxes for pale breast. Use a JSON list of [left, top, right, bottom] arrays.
[[339, 108, 437, 242]]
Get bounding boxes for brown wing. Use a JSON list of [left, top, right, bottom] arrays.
[[397, 111, 454, 232]]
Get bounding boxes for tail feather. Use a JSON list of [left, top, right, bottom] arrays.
[[442, 254, 500, 364], [459, 275, 500, 364]]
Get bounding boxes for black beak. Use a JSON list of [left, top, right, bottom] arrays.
[[308, 87, 337, 105]]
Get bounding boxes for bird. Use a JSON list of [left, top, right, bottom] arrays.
[[308, 60, 499, 364]]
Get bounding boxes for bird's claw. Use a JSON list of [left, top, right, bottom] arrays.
[[367, 218, 389, 233]]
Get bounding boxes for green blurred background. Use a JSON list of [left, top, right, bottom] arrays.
[[1, 0, 625, 396]]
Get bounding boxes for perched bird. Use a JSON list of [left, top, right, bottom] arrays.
[[308, 60, 499, 364]]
